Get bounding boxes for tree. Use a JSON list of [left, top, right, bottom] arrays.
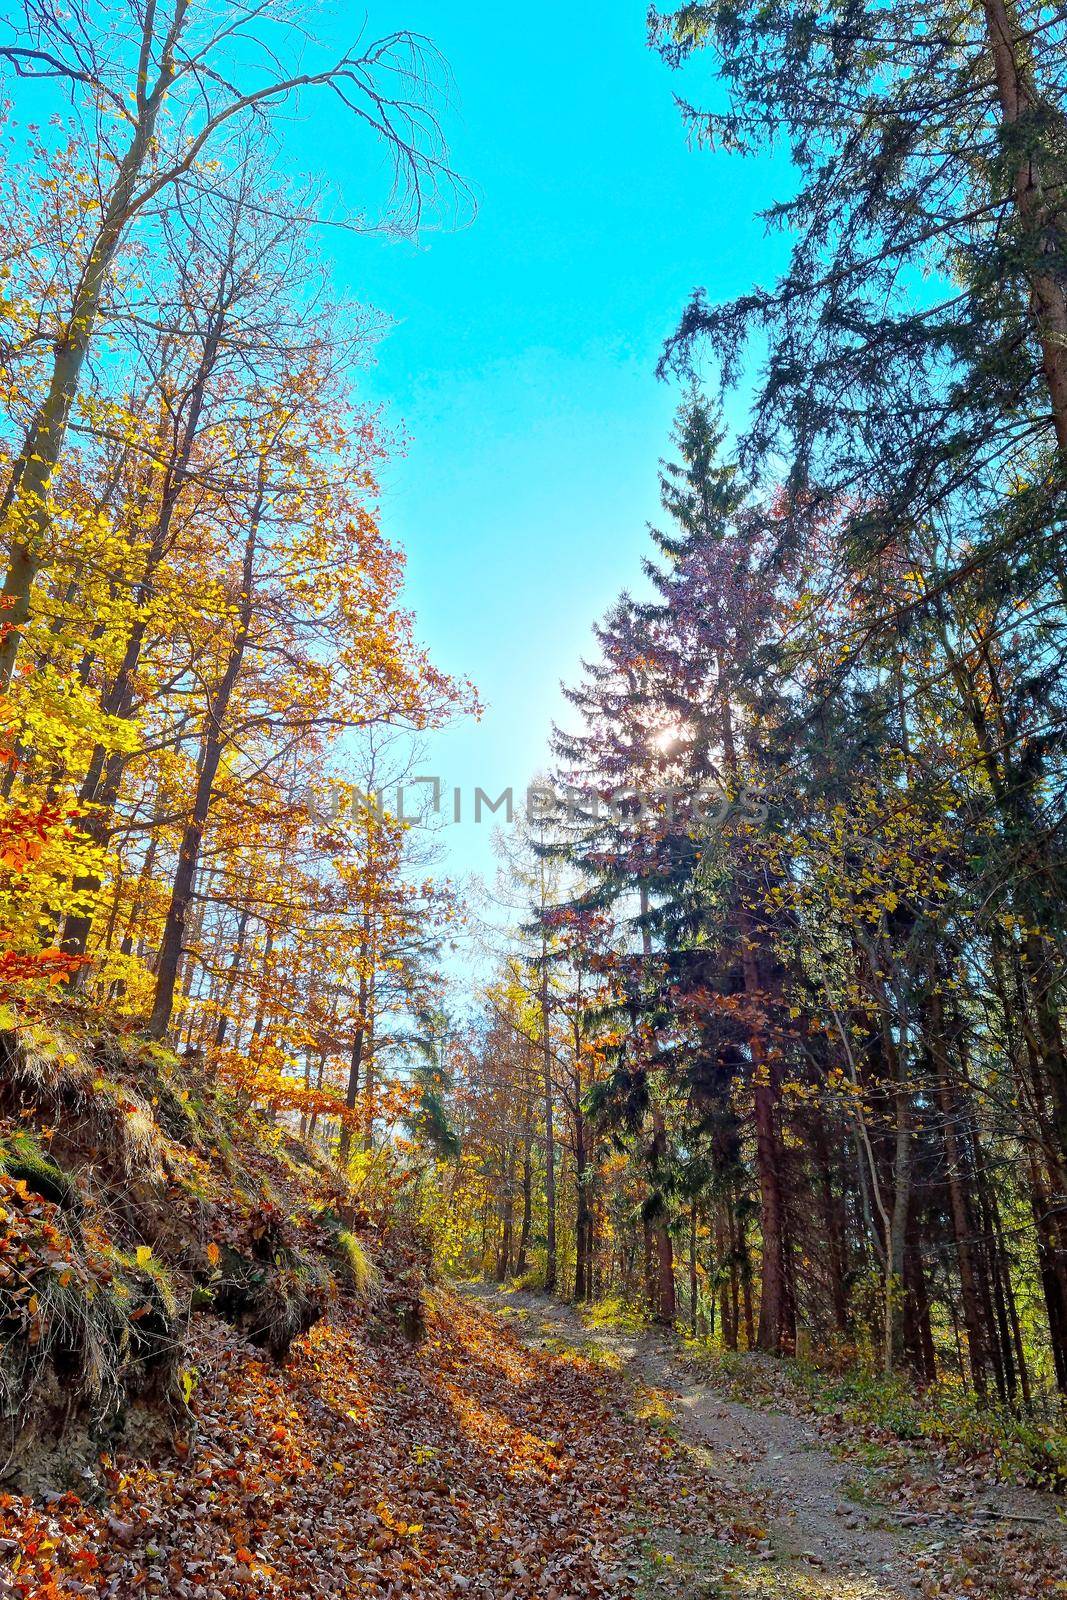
[[0, 0, 464, 687], [651, 1, 1065, 596]]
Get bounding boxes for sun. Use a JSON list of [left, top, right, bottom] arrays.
[[651, 723, 684, 752]]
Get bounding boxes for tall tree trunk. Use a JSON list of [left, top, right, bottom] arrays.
[[638, 884, 675, 1324], [688, 1202, 700, 1336], [147, 497, 259, 1039], [111, 832, 158, 997], [62, 304, 228, 967], [930, 989, 990, 1394], [1020, 931, 1067, 1169], [885, 1067, 913, 1373], [496, 1141, 515, 1282], [717, 1204, 735, 1349], [540, 932, 557, 1293], [649, 1104, 676, 1325], [338, 1015, 366, 1167], [0, 6, 188, 687], [865, 943, 915, 1376], [212, 907, 251, 1050], [338, 924, 371, 1167], [1028, 1147, 1067, 1392], [736, 918, 795, 1354], [574, 1106, 592, 1301], [362, 978, 377, 1155], [811, 1116, 850, 1336], [513, 1069, 533, 1277], [902, 1228, 937, 1383], [753, 1071, 792, 1352], [981, 0, 1067, 454]]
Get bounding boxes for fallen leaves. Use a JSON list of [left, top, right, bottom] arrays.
[[0, 1290, 723, 1598]]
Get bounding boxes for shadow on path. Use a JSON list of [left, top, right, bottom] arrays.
[[460, 1282, 1065, 1600]]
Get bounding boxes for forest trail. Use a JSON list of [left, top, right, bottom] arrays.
[[462, 1283, 1067, 1600], [0, 1283, 766, 1600], [0, 1243, 1064, 1600]]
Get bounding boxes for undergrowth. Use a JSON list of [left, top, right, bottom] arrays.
[[0, 1012, 427, 1488], [787, 1362, 1067, 1494], [583, 1296, 649, 1335], [584, 1300, 1067, 1495]]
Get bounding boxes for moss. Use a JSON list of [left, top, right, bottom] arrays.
[[0, 1131, 79, 1209], [213, 1242, 328, 1363]]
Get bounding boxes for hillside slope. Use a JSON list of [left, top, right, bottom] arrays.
[[0, 1017, 424, 1497], [1, 1285, 719, 1599]]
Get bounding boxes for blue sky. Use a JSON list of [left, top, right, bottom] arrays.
[[284, 1, 786, 887], [10, 1, 786, 890]]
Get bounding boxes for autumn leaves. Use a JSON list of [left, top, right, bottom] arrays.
[[0, 5, 472, 1102]]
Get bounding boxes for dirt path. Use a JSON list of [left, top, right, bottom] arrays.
[[4, 1282, 1061, 1600], [461, 1283, 1066, 1600], [1, 1290, 715, 1600]]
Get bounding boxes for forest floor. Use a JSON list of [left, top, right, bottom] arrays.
[[2, 1282, 1064, 1600], [0, 1282, 780, 1600], [462, 1283, 1067, 1600]]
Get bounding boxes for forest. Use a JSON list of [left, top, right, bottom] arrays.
[[1, 2, 1066, 1598]]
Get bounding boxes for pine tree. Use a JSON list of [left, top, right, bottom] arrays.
[[651, 0, 1067, 576]]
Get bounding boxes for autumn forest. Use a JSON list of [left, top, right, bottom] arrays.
[[2, 3, 1067, 1598]]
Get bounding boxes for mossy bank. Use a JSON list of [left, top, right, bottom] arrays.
[[0, 1015, 428, 1493]]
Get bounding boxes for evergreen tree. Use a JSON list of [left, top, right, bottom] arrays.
[[651, 0, 1067, 577]]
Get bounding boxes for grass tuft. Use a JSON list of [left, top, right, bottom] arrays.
[[337, 1230, 380, 1296]]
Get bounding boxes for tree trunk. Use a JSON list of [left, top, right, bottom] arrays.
[[540, 940, 557, 1293], [574, 1108, 592, 1301], [338, 1019, 366, 1166], [147, 498, 259, 1038], [930, 991, 990, 1394], [1028, 1148, 1067, 1392], [753, 1075, 791, 1351], [885, 1069, 913, 1373], [496, 1142, 515, 1282], [688, 1202, 700, 1336], [514, 1074, 533, 1276], [0, 16, 186, 687], [649, 1104, 676, 1325], [811, 1116, 850, 1337], [981, 0, 1067, 455], [637, 884, 675, 1325], [62, 306, 227, 967], [212, 907, 251, 1051], [362, 985, 377, 1155]]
